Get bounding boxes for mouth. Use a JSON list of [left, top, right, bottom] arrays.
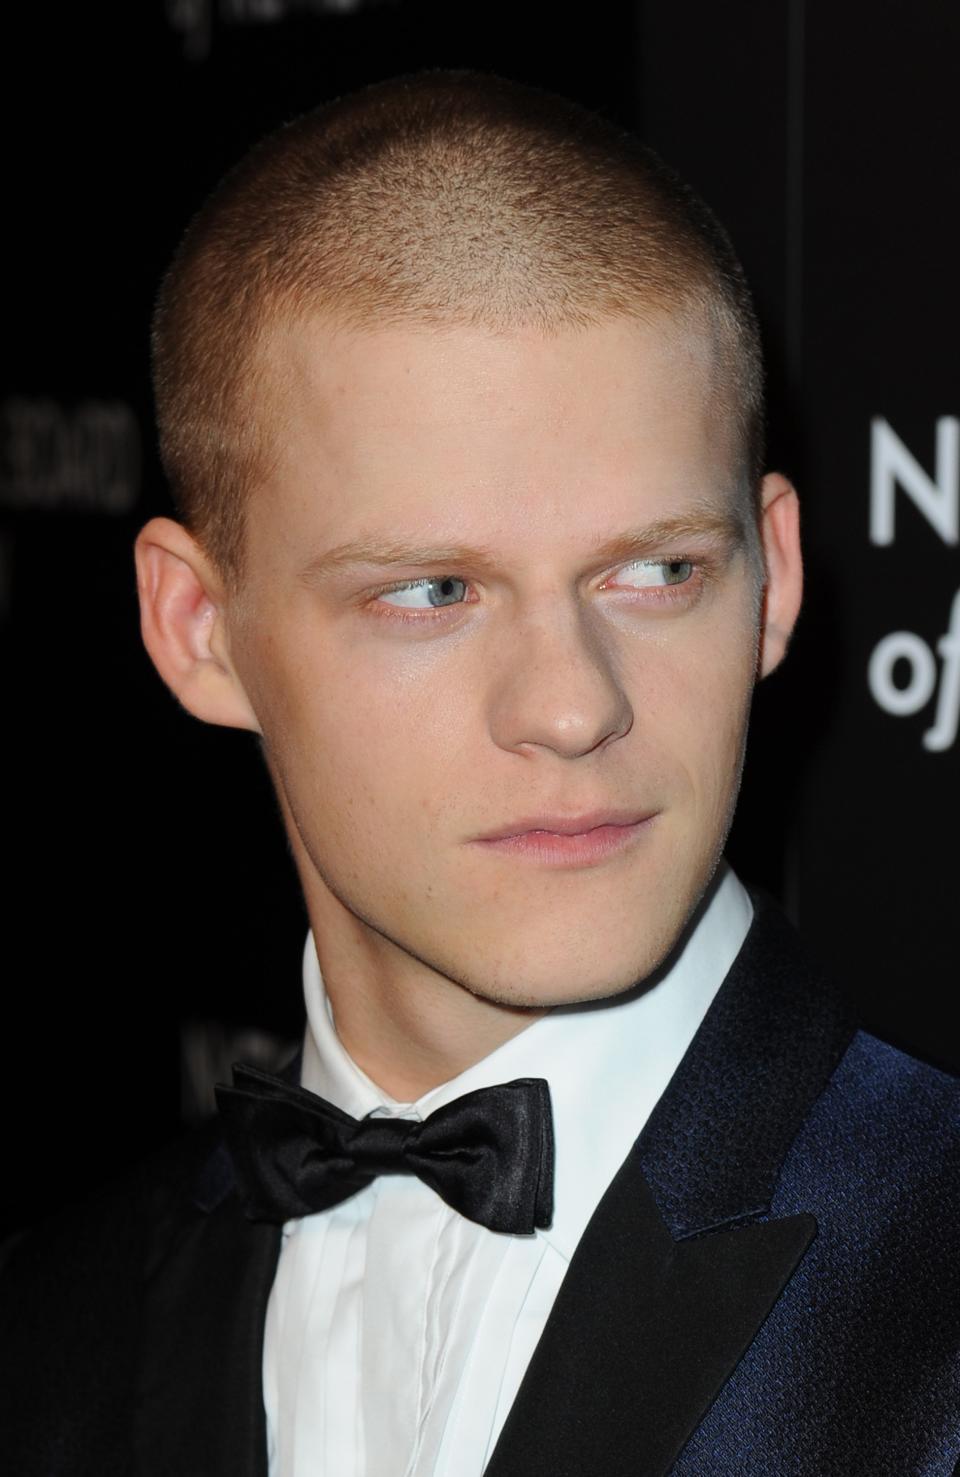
[[471, 810, 657, 867]]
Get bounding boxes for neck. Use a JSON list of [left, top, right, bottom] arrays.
[[306, 904, 546, 1102]]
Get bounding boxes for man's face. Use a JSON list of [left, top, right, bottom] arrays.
[[226, 313, 763, 1010]]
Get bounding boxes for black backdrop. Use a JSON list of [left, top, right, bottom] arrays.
[[2, 0, 957, 1236]]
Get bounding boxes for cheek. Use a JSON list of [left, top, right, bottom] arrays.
[[638, 615, 756, 800], [689, 651, 755, 813], [255, 636, 463, 843]]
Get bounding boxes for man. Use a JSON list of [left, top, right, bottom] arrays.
[[2, 68, 958, 1476]]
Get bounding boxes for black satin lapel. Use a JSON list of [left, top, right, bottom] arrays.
[[135, 1190, 282, 1477], [485, 1153, 815, 1477]]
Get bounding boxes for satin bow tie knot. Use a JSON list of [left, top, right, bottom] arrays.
[[215, 1063, 555, 1235]]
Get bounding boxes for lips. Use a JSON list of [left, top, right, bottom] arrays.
[[471, 810, 656, 868], [477, 808, 653, 842]]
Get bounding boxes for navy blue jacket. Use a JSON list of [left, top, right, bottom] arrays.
[[2, 892, 959, 1474]]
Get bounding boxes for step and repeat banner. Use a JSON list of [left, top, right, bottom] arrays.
[[2, 1, 956, 1230]]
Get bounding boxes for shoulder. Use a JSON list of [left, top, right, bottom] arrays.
[[731, 888, 960, 1214], [1, 1118, 224, 1292], [776, 1025, 960, 1233], [745, 888, 960, 1146], [815, 1026, 959, 1151], [837, 1027, 960, 1117], [811, 1026, 960, 1177], [0, 1121, 225, 1476]]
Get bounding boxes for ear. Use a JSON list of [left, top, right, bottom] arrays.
[[757, 471, 803, 679], [134, 516, 261, 732]]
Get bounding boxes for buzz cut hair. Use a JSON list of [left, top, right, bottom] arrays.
[[152, 68, 766, 588]]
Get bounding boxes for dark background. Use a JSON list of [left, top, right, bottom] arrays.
[[2, 0, 957, 1236]]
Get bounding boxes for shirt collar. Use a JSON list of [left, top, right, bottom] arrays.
[[300, 859, 753, 1259]]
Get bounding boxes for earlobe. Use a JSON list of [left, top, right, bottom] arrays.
[[134, 517, 261, 732], [757, 472, 804, 679]]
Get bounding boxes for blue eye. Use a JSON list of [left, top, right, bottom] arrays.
[[616, 559, 693, 588], [378, 576, 469, 609]]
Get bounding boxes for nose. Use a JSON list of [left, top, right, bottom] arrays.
[[486, 600, 634, 759]]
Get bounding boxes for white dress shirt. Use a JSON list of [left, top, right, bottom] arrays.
[[262, 862, 753, 1477]]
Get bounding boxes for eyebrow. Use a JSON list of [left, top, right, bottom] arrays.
[[298, 508, 749, 585]]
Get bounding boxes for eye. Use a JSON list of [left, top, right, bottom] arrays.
[[614, 559, 694, 588], [377, 576, 470, 609]]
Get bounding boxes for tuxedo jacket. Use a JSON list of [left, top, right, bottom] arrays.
[[2, 892, 959, 1476]]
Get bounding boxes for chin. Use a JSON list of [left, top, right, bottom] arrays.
[[456, 850, 721, 1010], [459, 919, 687, 1012]]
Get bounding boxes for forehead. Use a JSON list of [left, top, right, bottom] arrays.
[[250, 312, 742, 569]]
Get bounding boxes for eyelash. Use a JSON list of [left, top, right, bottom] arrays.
[[363, 559, 705, 624]]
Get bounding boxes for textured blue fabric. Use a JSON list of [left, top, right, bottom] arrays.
[[670, 1032, 960, 1474]]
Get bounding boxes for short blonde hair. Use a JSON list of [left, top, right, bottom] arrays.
[[152, 69, 764, 586]]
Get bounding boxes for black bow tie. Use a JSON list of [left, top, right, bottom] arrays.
[[215, 1063, 555, 1235]]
